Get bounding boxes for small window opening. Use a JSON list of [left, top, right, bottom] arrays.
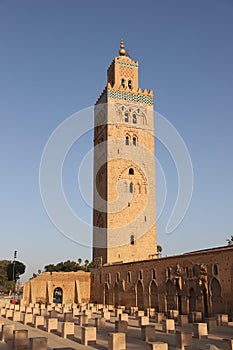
[[129, 168, 134, 175], [213, 264, 218, 275], [144, 216, 146, 222], [133, 137, 137, 146], [130, 235, 135, 245], [133, 114, 137, 124], [125, 112, 129, 123], [127, 271, 131, 283], [128, 80, 132, 89], [139, 270, 143, 280], [129, 182, 133, 193], [152, 269, 156, 279], [121, 79, 125, 88], [128, 202, 130, 207], [126, 136, 129, 145]]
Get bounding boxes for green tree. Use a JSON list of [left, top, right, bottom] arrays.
[[7, 261, 26, 282], [157, 245, 163, 257]]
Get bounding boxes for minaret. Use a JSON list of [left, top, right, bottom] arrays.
[[93, 41, 157, 265]]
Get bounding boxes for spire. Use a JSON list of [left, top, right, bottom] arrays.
[[119, 39, 126, 56]]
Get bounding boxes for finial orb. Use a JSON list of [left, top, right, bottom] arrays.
[[119, 40, 126, 56]]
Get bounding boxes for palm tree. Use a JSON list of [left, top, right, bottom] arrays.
[[84, 259, 89, 271], [157, 245, 162, 257], [77, 258, 82, 266], [226, 235, 233, 246]]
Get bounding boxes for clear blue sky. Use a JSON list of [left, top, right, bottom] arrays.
[[1, 0, 233, 282]]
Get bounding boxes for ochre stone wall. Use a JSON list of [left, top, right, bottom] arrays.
[[23, 271, 90, 305], [90, 245, 233, 317]]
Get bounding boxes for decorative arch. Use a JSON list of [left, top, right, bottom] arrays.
[[210, 278, 222, 314], [53, 287, 63, 304], [136, 280, 144, 310], [150, 280, 159, 311]]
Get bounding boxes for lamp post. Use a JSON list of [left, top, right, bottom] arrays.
[[12, 250, 17, 293]]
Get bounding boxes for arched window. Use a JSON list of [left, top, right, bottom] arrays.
[[116, 272, 120, 282], [129, 182, 133, 193], [152, 269, 156, 279], [125, 136, 129, 145], [121, 78, 125, 88], [107, 273, 111, 284], [139, 270, 143, 280], [133, 114, 137, 124], [167, 268, 171, 279], [133, 137, 137, 146], [130, 235, 135, 245], [129, 168, 134, 175], [213, 264, 218, 275], [127, 271, 131, 283], [125, 112, 129, 122], [128, 80, 132, 89]]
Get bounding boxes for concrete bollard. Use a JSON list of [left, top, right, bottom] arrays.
[[205, 317, 217, 331], [23, 313, 33, 325], [119, 313, 128, 322], [6, 309, 13, 319], [34, 315, 44, 328], [13, 311, 21, 322], [81, 326, 96, 346], [139, 316, 149, 327], [108, 332, 126, 350], [177, 315, 188, 327], [78, 315, 88, 326]]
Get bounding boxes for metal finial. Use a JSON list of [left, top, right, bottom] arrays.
[[119, 39, 126, 56]]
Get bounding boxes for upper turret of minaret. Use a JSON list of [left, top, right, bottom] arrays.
[[107, 40, 139, 90]]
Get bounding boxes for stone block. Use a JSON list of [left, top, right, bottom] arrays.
[[61, 322, 74, 338], [177, 315, 188, 327], [216, 314, 229, 326], [108, 332, 126, 350], [95, 317, 106, 330], [119, 313, 128, 322], [78, 315, 88, 326], [40, 309, 47, 317], [222, 339, 233, 350], [147, 308, 155, 317], [23, 313, 33, 325], [81, 326, 96, 346], [13, 330, 28, 350], [115, 308, 123, 317], [34, 315, 44, 328], [162, 319, 175, 333], [64, 312, 73, 322], [20, 306, 26, 313], [205, 317, 217, 331], [139, 316, 149, 327], [25, 307, 32, 314], [14, 305, 20, 311], [154, 313, 164, 324], [6, 309, 13, 318], [102, 311, 111, 320], [13, 311, 21, 322], [84, 309, 92, 318], [0, 308, 6, 316], [141, 325, 156, 342], [193, 323, 208, 339], [176, 330, 192, 350], [130, 306, 138, 316], [146, 342, 168, 350], [168, 309, 179, 320], [2, 324, 14, 342], [29, 337, 47, 350], [189, 311, 202, 323], [137, 310, 145, 318], [115, 320, 128, 333], [32, 307, 40, 315], [46, 318, 58, 332], [49, 310, 58, 318]]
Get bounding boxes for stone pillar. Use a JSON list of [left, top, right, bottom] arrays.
[[61, 322, 74, 338], [13, 311, 21, 322], [34, 315, 44, 328], [162, 319, 175, 333], [177, 315, 188, 327], [46, 318, 58, 332], [23, 313, 33, 325], [139, 316, 149, 327], [95, 317, 106, 330], [119, 313, 128, 322], [205, 317, 217, 332]]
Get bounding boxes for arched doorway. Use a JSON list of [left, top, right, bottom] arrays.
[[105, 283, 109, 306], [114, 283, 119, 307], [150, 281, 159, 311], [166, 280, 176, 311], [53, 287, 63, 304], [137, 281, 144, 310], [189, 288, 196, 312], [211, 278, 222, 314], [203, 287, 208, 317]]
